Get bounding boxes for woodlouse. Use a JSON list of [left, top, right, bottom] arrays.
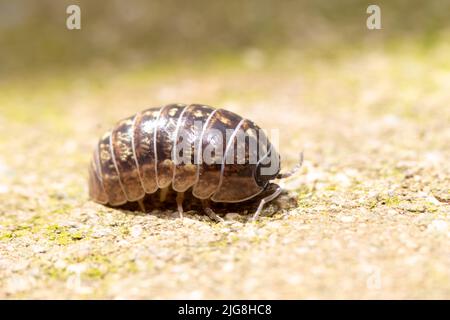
[[88, 103, 302, 221]]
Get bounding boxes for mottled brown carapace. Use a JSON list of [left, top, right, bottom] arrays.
[[88, 103, 295, 221]]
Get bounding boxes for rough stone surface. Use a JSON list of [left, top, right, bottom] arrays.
[[0, 45, 449, 299]]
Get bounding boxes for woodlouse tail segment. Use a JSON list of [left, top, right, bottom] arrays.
[[276, 152, 304, 180], [111, 116, 145, 202], [98, 132, 128, 206], [88, 156, 108, 204]]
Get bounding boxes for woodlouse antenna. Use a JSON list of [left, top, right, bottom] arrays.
[[276, 151, 304, 180]]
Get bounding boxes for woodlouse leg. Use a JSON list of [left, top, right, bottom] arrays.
[[137, 198, 146, 212], [176, 192, 184, 219], [159, 187, 169, 202], [201, 200, 224, 222], [252, 186, 282, 221]]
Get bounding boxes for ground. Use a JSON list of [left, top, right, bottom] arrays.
[[0, 40, 449, 299]]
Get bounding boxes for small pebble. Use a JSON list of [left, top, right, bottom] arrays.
[[426, 195, 441, 206], [0, 184, 9, 194], [31, 245, 46, 254], [225, 212, 241, 221], [427, 220, 448, 233], [340, 215, 355, 223], [131, 225, 143, 238], [54, 259, 67, 269]]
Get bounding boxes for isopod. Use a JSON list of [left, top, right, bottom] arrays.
[[88, 103, 302, 221]]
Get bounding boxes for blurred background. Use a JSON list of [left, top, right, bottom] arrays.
[[1, 0, 449, 163], [1, 0, 449, 75], [0, 0, 449, 299]]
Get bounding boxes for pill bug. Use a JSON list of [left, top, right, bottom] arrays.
[[88, 103, 302, 221]]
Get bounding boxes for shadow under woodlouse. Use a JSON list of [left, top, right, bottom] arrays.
[[113, 186, 297, 221]]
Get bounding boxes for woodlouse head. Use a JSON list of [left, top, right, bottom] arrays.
[[254, 146, 281, 188]]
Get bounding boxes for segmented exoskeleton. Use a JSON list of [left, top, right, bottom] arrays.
[[88, 103, 301, 221]]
